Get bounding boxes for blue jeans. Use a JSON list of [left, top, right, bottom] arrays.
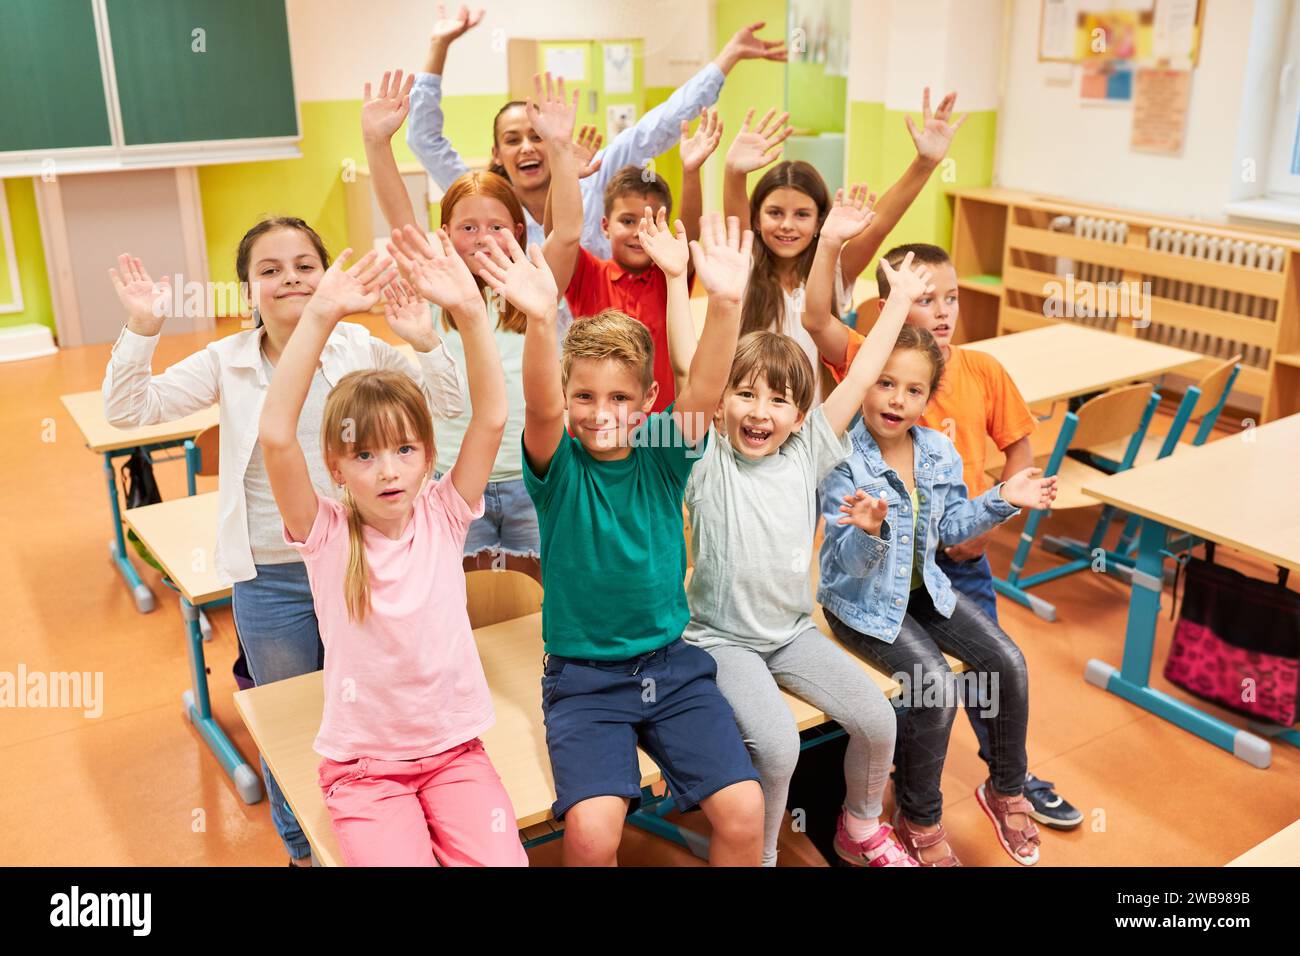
[[231, 561, 324, 860], [433, 475, 540, 559]]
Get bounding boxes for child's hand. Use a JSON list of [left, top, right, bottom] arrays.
[[689, 213, 753, 304], [838, 489, 889, 535], [110, 254, 171, 335], [679, 108, 723, 173], [361, 70, 415, 144], [819, 184, 878, 245], [430, 4, 483, 46], [638, 207, 689, 279], [906, 87, 967, 166], [717, 21, 789, 69], [880, 250, 935, 304], [382, 278, 439, 352], [527, 72, 578, 146], [308, 249, 397, 322], [387, 225, 481, 313], [474, 230, 559, 320], [1000, 467, 1058, 510], [574, 125, 604, 179], [725, 108, 793, 174], [943, 531, 990, 562]]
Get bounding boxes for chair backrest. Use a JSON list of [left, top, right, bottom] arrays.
[[465, 569, 543, 630], [192, 424, 220, 477], [1190, 354, 1242, 423], [1068, 383, 1156, 452]]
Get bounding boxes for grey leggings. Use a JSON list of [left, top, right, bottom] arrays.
[[707, 629, 898, 866]]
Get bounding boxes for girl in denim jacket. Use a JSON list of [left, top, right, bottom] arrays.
[[817, 326, 1057, 866]]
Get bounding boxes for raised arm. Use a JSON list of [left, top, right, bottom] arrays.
[[474, 231, 566, 477], [527, 73, 584, 296], [387, 225, 504, 507], [675, 213, 752, 446], [373, 280, 464, 419], [638, 208, 693, 396], [803, 185, 877, 373], [839, 88, 966, 282], [260, 250, 396, 543], [103, 254, 219, 426], [821, 252, 933, 436], [362, 70, 419, 234], [722, 108, 794, 230], [407, 7, 482, 189], [678, 108, 722, 247]]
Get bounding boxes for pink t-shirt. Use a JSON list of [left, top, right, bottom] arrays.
[[284, 476, 494, 762]]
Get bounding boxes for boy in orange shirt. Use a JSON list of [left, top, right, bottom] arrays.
[[804, 240, 1083, 831]]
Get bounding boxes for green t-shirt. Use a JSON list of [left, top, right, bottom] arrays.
[[522, 407, 704, 660]]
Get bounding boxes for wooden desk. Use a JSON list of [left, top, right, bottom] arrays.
[[1080, 414, 1300, 768], [1226, 819, 1300, 866], [963, 324, 1201, 406], [122, 494, 260, 803], [60, 389, 218, 613], [235, 609, 910, 866]]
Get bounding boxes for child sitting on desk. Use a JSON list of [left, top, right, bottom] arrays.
[[258, 230, 525, 867], [804, 242, 1085, 833]]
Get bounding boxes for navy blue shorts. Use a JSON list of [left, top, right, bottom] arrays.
[[541, 639, 759, 820]]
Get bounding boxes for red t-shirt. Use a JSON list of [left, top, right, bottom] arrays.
[[565, 248, 676, 412]]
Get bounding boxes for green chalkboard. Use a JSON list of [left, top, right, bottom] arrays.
[[106, 0, 298, 145], [0, 0, 113, 152]]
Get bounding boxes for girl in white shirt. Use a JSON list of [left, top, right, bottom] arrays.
[[101, 215, 462, 865]]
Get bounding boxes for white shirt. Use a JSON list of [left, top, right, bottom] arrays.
[[101, 322, 463, 585]]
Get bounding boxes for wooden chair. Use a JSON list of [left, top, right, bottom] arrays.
[[994, 383, 1160, 622], [184, 424, 220, 495]]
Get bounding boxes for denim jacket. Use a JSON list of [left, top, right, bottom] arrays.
[[817, 421, 1020, 643]]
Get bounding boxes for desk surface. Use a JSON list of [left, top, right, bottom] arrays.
[[1226, 819, 1300, 866], [963, 325, 1201, 406], [121, 493, 231, 605], [235, 609, 908, 865], [60, 390, 218, 454], [1081, 414, 1300, 573]]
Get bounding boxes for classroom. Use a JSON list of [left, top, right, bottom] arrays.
[[2, 0, 1298, 892]]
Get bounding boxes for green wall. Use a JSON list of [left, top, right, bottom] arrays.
[[0, 178, 53, 335]]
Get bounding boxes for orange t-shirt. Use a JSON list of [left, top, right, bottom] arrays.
[[832, 328, 1036, 497]]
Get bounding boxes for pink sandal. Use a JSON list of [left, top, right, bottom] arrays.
[[976, 780, 1041, 866], [891, 809, 962, 867], [833, 813, 918, 867]]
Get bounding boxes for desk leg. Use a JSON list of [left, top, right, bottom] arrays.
[[1084, 519, 1272, 770], [625, 788, 711, 860], [103, 451, 155, 613], [178, 596, 263, 804]]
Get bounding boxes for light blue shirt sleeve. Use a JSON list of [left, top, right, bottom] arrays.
[[578, 63, 726, 259], [407, 73, 471, 190]]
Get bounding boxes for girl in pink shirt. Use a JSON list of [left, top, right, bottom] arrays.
[[259, 224, 526, 867]]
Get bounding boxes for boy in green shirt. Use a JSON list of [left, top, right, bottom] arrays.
[[477, 211, 763, 866]]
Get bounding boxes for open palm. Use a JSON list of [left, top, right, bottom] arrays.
[[879, 251, 935, 302], [430, 4, 483, 44], [906, 88, 967, 165], [310, 249, 396, 320], [690, 213, 753, 303], [638, 208, 689, 278], [388, 226, 481, 312], [109, 253, 170, 332], [838, 490, 889, 535], [474, 230, 557, 319], [680, 108, 723, 173], [725, 108, 792, 174], [820, 184, 878, 244], [361, 70, 414, 142], [527, 72, 578, 145], [382, 278, 438, 351], [1001, 467, 1058, 510]]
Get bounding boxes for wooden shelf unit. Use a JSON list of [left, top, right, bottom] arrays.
[[948, 187, 1300, 421]]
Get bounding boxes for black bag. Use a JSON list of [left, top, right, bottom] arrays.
[[120, 448, 164, 571]]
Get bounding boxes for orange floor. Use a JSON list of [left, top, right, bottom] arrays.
[[2, 316, 1297, 867]]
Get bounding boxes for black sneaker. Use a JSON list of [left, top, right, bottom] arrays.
[[1023, 774, 1083, 829]]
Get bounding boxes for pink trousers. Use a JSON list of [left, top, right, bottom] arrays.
[[318, 738, 529, 867]]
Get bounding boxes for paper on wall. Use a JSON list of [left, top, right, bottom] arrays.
[[544, 46, 586, 83], [1131, 67, 1192, 154], [603, 43, 633, 95]]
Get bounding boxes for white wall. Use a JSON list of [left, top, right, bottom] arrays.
[[996, 0, 1253, 219], [287, 0, 716, 102]]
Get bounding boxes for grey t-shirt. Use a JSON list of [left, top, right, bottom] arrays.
[[683, 406, 852, 651], [244, 355, 339, 565]]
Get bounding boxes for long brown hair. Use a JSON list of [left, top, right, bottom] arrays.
[[740, 161, 832, 338], [321, 370, 436, 624], [439, 170, 529, 335]]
